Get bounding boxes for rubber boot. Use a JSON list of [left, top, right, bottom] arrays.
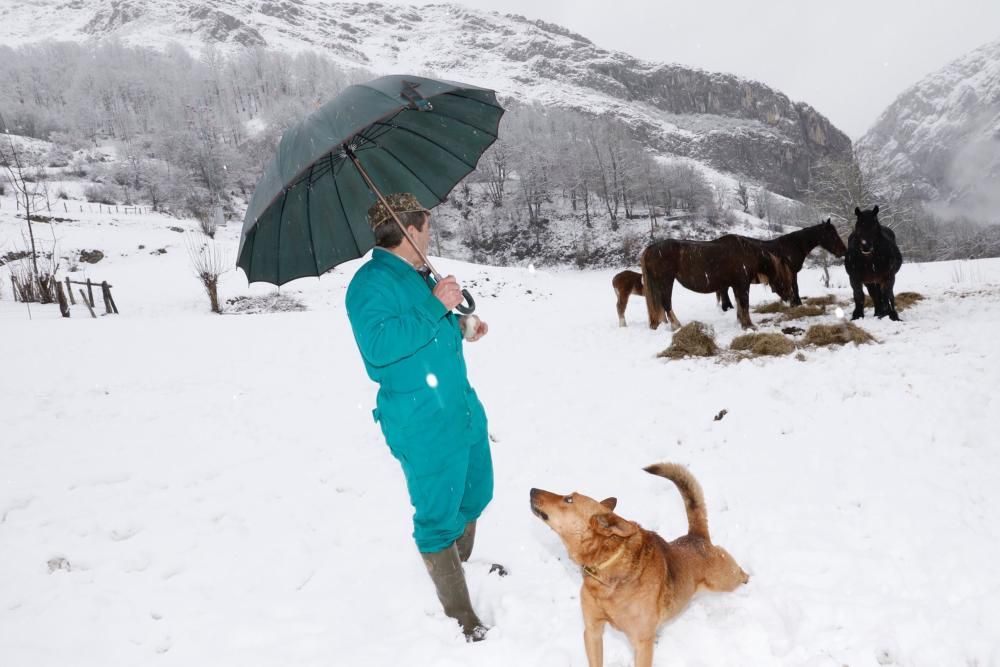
[[421, 544, 488, 642], [455, 520, 476, 562]]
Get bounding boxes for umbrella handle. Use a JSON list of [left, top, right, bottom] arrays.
[[456, 289, 476, 315]]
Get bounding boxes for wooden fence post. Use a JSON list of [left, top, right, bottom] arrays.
[[79, 289, 96, 318], [86, 279, 95, 307], [101, 281, 113, 314], [107, 286, 119, 314], [56, 282, 70, 318], [65, 277, 76, 304]]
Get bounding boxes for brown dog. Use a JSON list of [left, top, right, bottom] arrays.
[[530, 463, 748, 667]]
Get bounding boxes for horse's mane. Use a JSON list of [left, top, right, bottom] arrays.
[[763, 250, 795, 299]]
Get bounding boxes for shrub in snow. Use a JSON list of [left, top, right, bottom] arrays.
[[83, 183, 116, 205], [225, 293, 307, 315], [78, 249, 104, 264], [185, 237, 228, 314]]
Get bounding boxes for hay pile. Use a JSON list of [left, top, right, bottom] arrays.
[[803, 322, 875, 347], [658, 322, 719, 359], [730, 332, 797, 356]]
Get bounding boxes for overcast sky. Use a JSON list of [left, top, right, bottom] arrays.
[[379, 0, 1000, 139]]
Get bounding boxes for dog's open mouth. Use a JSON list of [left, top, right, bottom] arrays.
[[861, 247, 874, 256], [531, 504, 549, 521]]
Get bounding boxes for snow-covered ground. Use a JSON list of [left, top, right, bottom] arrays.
[[2, 200, 999, 666]]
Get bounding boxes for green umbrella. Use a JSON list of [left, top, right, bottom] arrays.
[[237, 75, 505, 312]]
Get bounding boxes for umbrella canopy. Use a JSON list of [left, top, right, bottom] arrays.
[[237, 75, 505, 286]]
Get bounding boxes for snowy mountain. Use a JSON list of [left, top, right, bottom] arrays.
[[0, 0, 852, 198], [857, 37, 1000, 222]]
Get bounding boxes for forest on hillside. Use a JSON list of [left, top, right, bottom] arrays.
[[3, 41, 997, 265]]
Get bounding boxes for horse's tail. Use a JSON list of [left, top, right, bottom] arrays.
[[643, 463, 710, 540], [640, 247, 664, 329]]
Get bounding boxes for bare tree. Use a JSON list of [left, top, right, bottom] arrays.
[[479, 140, 509, 207], [0, 133, 47, 299], [735, 181, 750, 213], [752, 186, 771, 220]]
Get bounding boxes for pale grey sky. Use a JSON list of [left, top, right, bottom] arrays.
[[379, 0, 1000, 139]]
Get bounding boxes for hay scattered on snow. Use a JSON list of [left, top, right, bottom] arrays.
[[754, 299, 829, 319], [804, 294, 839, 307], [730, 332, 797, 356], [803, 322, 875, 347], [781, 304, 826, 320], [753, 300, 787, 314], [896, 292, 925, 310], [658, 321, 719, 359], [860, 291, 925, 311]]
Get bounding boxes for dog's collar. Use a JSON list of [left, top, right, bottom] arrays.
[[582, 543, 627, 585]]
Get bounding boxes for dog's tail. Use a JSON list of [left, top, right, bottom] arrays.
[[643, 463, 710, 540]]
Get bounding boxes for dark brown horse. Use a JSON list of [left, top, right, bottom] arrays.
[[845, 205, 903, 320], [612, 269, 644, 327], [718, 220, 847, 310], [641, 236, 796, 330]]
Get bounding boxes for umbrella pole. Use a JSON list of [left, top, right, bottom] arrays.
[[346, 150, 442, 280], [346, 149, 476, 314]]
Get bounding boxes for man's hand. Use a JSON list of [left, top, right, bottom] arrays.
[[460, 315, 488, 342], [432, 275, 463, 310]]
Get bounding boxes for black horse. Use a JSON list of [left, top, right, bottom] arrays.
[[718, 219, 847, 310], [844, 205, 903, 320]]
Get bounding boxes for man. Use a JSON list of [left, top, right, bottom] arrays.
[[345, 193, 493, 642]]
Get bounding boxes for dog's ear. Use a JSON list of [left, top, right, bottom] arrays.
[[590, 512, 636, 538], [600, 497, 617, 511], [855, 207, 861, 216], [873, 205, 879, 215]]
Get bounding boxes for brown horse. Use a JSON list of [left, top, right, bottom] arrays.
[[641, 236, 795, 330], [612, 270, 644, 327], [718, 220, 847, 310]]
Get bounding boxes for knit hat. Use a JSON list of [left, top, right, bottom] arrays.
[[366, 193, 430, 229]]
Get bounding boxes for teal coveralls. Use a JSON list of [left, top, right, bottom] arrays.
[[346, 248, 493, 553]]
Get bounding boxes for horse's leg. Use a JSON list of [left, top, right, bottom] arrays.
[[665, 280, 682, 331], [867, 283, 885, 318], [717, 288, 733, 312], [790, 277, 802, 306], [885, 275, 901, 321], [849, 273, 865, 320], [615, 287, 628, 327], [734, 284, 756, 330]]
